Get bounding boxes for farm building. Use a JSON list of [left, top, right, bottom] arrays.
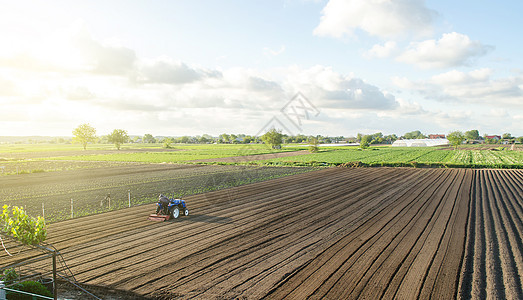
[[485, 135, 501, 141], [428, 134, 446, 139], [392, 138, 449, 147]]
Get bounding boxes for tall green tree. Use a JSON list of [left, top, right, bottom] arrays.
[[404, 130, 425, 139], [261, 128, 283, 149], [178, 136, 190, 143], [163, 137, 174, 148], [359, 135, 372, 149], [447, 131, 465, 150], [465, 130, 479, 141], [308, 136, 320, 153], [219, 133, 230, 144], [143, 133, 156, 143], [384, 134, 398, 144], [108, 129, 129, 150], [72, 123, 97, 150]]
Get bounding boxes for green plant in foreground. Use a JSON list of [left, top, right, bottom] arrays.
[[10, 280, 53, 299], [1, 268, 19, 282], [1, 205, 47, 245]]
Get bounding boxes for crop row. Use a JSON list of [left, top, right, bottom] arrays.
[[0, 160, 133, 176], [0, 164, 318, 222], [261, 148, 523, 168], [39, 145, 296, 164]]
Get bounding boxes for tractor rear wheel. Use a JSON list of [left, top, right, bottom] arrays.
[[184, 209, 189, 216], [172, 207, 180, 219]]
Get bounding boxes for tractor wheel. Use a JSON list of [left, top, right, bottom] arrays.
[[171, 207, 180, 219], [184, 209, 189, 216]]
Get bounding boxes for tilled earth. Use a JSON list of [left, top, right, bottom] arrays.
[[3, 167, 522, 299]]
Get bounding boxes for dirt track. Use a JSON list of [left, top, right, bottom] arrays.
[[26, 168, 523, 298]]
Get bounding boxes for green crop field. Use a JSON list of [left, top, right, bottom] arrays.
[[1, 143, 522, 171], [41, 144, 297, 163], [261, 146, 523, 169]]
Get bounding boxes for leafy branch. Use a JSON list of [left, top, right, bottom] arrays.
[[1, 205, 47, 247]]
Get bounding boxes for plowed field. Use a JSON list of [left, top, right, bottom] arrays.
[[18, 168, 523, 298]]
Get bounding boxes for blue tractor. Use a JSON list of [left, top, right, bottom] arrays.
[[148, 194, 189, 221]]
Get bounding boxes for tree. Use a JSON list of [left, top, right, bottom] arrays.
[[219, 133, 230, 144], [261, 128, 283, 149], [179, 136, 190, 143], [108, 129, 129, 150], [370, 132, 383, 144], [143, 134, 156, 143], [360, 135, 372, 149], [72, 123, 97, 150], [404, 130, 425, 139], [447, 131, 465, 150], [502, 133, 513, 140], [465, 130, 479, 141], [229, 134, 238, 144], [163, 137, 174, 148], [198, 135, 210, 144], [243, 135, 254, 144], [308, 136, 320, 153], [384, 134, 398, 144]]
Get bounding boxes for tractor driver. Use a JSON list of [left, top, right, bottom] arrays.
[[158, 194, 170, 210]]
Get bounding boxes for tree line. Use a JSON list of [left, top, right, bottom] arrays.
[[71, 123, 522, 150]]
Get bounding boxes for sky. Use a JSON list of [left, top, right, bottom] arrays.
[[0, 0, 522, 138]]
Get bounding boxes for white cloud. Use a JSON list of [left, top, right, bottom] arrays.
[[63, 86, 95, 101], [391, 76, 417, 89], [393, 69, 523, 106], [138, 58, 208, 84], [73, 28, 137, 75], [314, 0, 436, 39], [488, 108, 509, 118], [396, 32, 493, 69], [365, 41, 398, 58], [395, 98, 426, 115], [283, 65, 398, 110], [263, 45, 286, 57], [0, 76, 16, 96], [430, 68, 492, 85]]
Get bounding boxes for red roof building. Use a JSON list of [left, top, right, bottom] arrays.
[[428, 134, 446, 139], [485, 135, 501, 140]]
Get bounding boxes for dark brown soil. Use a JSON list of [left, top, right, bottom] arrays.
[[2, 168, 521, 299]]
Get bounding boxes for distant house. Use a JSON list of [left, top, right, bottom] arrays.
[[485, 135, 501, 141], [428, 134, 446, 139]]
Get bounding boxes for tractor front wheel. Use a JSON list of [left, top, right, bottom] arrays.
[[172, 207, 180, 219], [184, 209, 189, 216]]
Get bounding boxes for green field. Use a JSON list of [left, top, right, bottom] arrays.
[[1, 143, 522, 170], [262, 146, 523, 168], [39, 144, 298, 163]]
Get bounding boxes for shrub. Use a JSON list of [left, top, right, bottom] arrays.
[[8, 280, 53, 299], [1, 268, 18, 282]]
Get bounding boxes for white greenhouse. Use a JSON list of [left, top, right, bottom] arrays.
[[391, 139, 449, 147]]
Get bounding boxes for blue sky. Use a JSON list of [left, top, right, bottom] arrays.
[[0, 0, 522, 137]]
